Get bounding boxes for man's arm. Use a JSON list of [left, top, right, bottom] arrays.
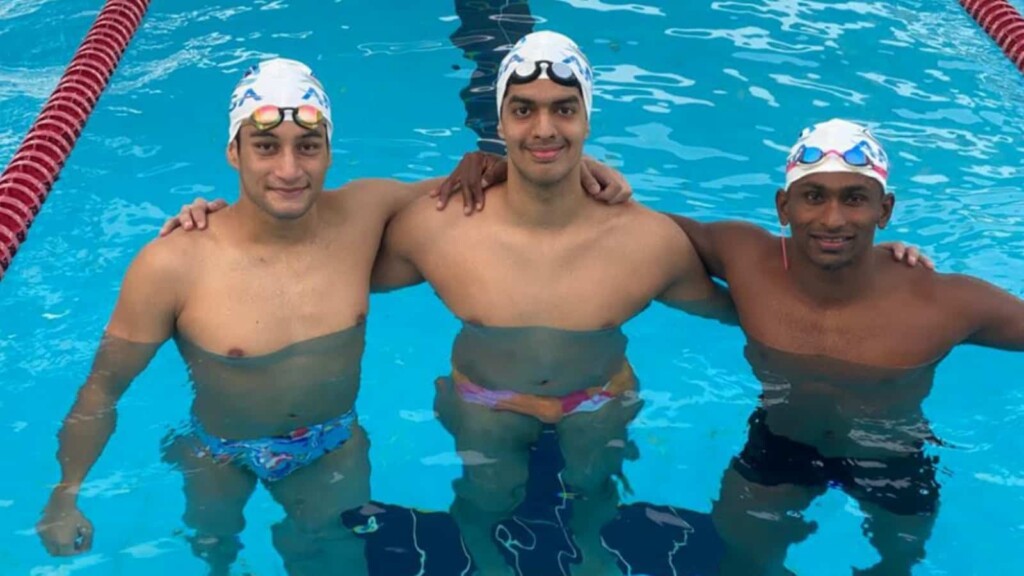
[[159, 153, 634, 236], [657, 261, 738, 325], [38, 241, 180, 555], [300, 177, 439, 294], [666, 212, 936, 278], [653, 219, 738, 325], [435, 152, 633, 206], [370, 198, 428, 293], [961, 277, 1024, 350], [158, 176, 451, 236], [57, 242, 180, 491], [370, 232, 425, 293], [662, 213, 769, 283], [364, 177, 447, 221]]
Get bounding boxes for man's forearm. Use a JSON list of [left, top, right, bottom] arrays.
[[51, 336, 159, 499], [664, 281, 738, 326], [685, 281, 739, 325], [53, 382, 121, 497]]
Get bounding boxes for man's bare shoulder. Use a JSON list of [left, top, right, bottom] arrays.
[[875, 250, 1004, 303], [148, 219, 204, 261], [393, 190, 461, 226], [608, 201, 682, 234], [381, 190, 464, 256], [122, 225, 200, 293], [919, 268, 1010, 301], [147, 209, 245, 271], [602, 202, 698, 259]]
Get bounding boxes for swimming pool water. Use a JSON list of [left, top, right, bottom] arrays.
[[1, 0, 1023, 574]]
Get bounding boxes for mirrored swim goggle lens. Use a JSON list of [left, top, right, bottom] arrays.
[[249, 105, 324, 131]]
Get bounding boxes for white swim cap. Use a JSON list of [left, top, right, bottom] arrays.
[[785, 119, 890, 191], [495, 31, 594, 122], [227, 58, 333, 144]]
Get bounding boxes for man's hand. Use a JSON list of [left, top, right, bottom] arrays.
[[582, 157, 632, 204], [158, 198, 228, 236], [435, 152, 633, 212], [37, 491, 94, 557], [879, 241, 935, 270], [430, 151, 505, 214]]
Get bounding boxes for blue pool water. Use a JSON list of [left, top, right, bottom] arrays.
[[2, 0, 1023, 574]]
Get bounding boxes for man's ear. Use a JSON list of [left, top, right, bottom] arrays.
[[227, 137, 240, 169], [775, 188, 790, 226], [878, 191, 895, 230]]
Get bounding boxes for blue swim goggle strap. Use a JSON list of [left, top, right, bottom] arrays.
[[507, 60, 580, 88]]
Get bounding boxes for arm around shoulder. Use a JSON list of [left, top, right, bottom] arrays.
[[660, 213, 769, 280], [652, 215, 738, 324], [345, 177, 446, 222], [370, 199, 428, 293]]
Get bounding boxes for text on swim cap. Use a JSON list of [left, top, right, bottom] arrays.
[[228, 86, 330, 114]]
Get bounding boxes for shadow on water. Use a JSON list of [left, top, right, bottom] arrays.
[[450, 0, 535, 154], [343, 427, 723, 576]]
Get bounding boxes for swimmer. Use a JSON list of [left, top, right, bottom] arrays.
[[33, 58, 388, 575], [35, 57, 522, 575], [370, 31, 733, 576], [668, 119, 1024, 576]]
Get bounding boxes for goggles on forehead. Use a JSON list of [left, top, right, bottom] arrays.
[[246, 105, 325, 133], [787, 142, 889, 180], [507, 59, 580, 88]]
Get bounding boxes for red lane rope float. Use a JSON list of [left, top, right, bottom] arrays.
[[961, 0, 1024, 71], [0, 0, 152, 280]]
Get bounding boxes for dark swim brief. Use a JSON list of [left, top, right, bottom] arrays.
[[731, 409, 940, 516]]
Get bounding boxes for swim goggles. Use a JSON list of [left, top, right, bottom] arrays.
[[247, 105, 324, 132], [506, 60, 580, 88], [787, 142, 889, 179]]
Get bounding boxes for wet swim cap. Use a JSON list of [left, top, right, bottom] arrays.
[[785, 118, 890, 191], [227, 58, 333, 144], [495, 31, 594, 122]]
